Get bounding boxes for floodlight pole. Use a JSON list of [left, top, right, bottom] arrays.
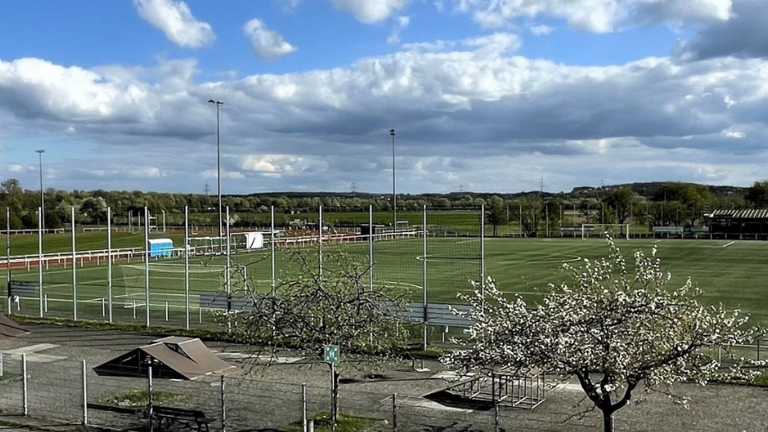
[[390, 129, 396, 235], [208, 99, 224, 240], [35, 150, 45, 235]]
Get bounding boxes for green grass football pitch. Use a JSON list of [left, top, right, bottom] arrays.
[[2, 237, 768, 327]]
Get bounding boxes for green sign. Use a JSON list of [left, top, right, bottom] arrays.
[[323, 345, 340, 364]]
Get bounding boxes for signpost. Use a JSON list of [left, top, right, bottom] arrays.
[[323, 345, 339, 364], [324, 345, 339, 427]]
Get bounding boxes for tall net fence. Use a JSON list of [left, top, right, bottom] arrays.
[[1, 206, 484, 343]]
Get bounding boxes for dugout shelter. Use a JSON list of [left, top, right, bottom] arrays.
[[360, 224, 385, 237], [148, 238, 174, 258], [706, 209, 768, 238]]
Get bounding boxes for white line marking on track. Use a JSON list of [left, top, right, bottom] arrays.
[[723, 241, 735, 248]]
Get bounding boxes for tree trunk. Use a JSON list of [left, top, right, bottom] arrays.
[[603, 411, 614, 432]]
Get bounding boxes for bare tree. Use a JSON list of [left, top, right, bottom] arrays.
[[444, 236, 765, 432], [224, 246, 411, 421]]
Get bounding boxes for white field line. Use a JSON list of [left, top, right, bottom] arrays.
[[416, 255, 581, 264], [723, 241, 735, 248], [375, 279, 426, 289], [453, 239, 478, 245], [456, 288, 542, 296]]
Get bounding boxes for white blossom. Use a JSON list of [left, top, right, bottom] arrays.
[[443, 235, 765, 432]]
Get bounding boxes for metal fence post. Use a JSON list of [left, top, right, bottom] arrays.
[[108, 207, 113, 323], [82, 359, 88, 425], [480, 205, 485, 312], [422, 205, 427, 350], [22, 353, 28, 416], [71, 206, 77, 321], [270, 206, 275, 293], [221, 375, 226, 432], [185, 206, 190, 330], [148, 366, 153, 432], [144, 206, 150, 327], [302, 383, 308, 432], [392, 393, 397, 432], [37, 207, 43, 318], [368, 205, 373, 292]]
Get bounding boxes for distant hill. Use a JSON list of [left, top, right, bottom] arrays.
[[570, 182, 748, 199]]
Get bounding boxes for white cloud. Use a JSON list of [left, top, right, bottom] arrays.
[[3, 35, 768, 193], [241, 155, 297, 173], [132, 0, 215, 48], [453, 0, 732, 33], [8, 164, 24, 173], [672, 0, 768, 61], [329, 0, 411, 23], [388, 16, 411, 44], [243, 19, 297, 61], [281, 0, 304, 11], [403, 32, 520, 54], [131, 167, 165, 178], [528, 24, 554, 36]]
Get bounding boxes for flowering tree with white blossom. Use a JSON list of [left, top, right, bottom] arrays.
[[444, 236, 765, 432]]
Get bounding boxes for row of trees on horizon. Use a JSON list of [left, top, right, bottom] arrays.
[[2, 177, 768, 232]]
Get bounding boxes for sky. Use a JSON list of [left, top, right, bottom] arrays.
[[1, 0, 767, 195]]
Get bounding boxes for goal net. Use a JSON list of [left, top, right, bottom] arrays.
[[116, 263, 249, 308], [581, 224, 630, 240]]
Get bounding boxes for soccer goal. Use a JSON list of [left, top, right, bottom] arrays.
[[581, 224, 630, 240], [117, 262, 249, 307]]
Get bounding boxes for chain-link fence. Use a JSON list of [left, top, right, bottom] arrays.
[[1, 206, 486, 347], [0, 353, 743, 432]]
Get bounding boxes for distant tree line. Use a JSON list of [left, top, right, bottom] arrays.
[[1, 177, 768, 232]]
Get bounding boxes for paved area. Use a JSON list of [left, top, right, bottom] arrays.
[[0, 324, 767, 431]]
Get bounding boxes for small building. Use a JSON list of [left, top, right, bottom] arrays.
[[232, 231, 265, 250], [148, 238, 174, 258], [360, 223, 385, 237], [706, 209, 768, 237], [94, 337, 235, 380]]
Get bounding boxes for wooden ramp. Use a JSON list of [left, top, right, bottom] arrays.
[[0, 313, 30, 339]]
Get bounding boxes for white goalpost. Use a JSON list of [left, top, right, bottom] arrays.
[[118, 262, 249, 307], [581, 224, 630, 240]]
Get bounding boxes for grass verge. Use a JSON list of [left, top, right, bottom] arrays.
[[0, 372, 20, 382], [285, 412, 379, 432], [99, 389, 182, 407]]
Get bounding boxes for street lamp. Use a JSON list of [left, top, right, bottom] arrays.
[[208, 99, 224, 240], [389, 129, 396, 234], [35, 150, 45, 233]]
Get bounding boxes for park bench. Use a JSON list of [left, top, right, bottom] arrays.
[[150, 405, 216, 432]]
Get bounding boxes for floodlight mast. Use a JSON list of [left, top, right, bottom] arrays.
[[208, 99, 224, 240]]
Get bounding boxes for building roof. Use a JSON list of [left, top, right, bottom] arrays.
[[147, 238, 173, 245], [0, 313, 30, 339], [707, 209, 768, 219]]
